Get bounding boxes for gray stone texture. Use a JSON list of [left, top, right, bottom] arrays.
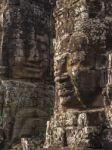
[[0, 0, 112, 150], [45, 0, 112, 150], [0, 0, 54, 149]]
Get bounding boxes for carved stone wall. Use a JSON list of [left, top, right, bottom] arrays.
[[0, 0, 112, 150], [45, 0, 112, 150], [0, 0, 54, 149]]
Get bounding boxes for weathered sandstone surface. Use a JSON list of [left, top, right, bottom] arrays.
[[0, 0, 54, 149], [0, 0, 112, 150], [45, 0, 112, 150]]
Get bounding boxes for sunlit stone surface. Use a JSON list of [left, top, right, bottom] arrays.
[[0, 0, 112, 150], [45, 0, 112, 150]]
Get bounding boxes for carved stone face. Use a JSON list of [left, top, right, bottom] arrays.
[[55, 0, 108, 108], [0, 0, 53, 147], [2, 0, 50, 79], [12, 33, 49, 79], [55, 47, 107, 109]]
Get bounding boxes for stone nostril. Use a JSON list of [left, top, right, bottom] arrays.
[[28, 54, 41, 62], [34, 56, 41, 62]]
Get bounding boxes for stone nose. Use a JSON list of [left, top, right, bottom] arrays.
[[33, 55, 41, 62], [28, 49, 41, 62], [28, 56, 41, 63]]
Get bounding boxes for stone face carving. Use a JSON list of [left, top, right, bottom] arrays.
[[1, 0, 51, 80], [0, 0, 54, 149], [45, 0, 112, 149], [54, 0, 109, 109], [0, 0, 112, 149]]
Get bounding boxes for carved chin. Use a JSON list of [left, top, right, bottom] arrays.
[[11, 66, 46, 79]]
